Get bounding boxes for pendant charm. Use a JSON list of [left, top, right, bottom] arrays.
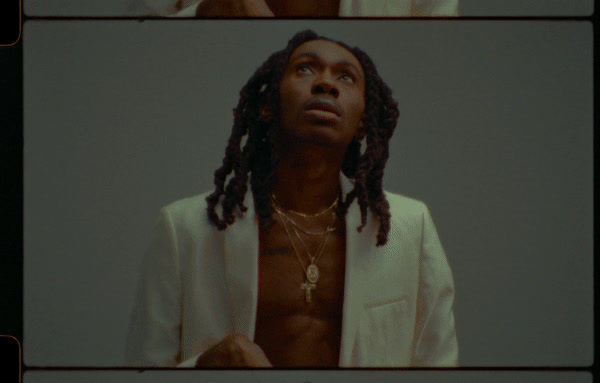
[[301, 281, 316, 303], [306, 264, 319, 284]]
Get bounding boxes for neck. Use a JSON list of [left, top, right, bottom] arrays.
[[272, 144, 343, 215]]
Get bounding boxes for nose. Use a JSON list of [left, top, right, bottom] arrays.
[[311, 72, 339, 98]]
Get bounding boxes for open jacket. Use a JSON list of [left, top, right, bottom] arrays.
[[125, 176, 458, 367]]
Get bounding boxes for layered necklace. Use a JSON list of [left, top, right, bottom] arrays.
[[271, 192, 339, 303]]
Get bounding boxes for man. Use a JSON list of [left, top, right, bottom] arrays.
[[126, 30, 458, 367], [129, 0, 459, 17]]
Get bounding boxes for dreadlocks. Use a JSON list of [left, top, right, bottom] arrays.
[[206, 30, 399, 246]]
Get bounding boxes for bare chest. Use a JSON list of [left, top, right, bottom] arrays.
[[254, 216, 346, 366], [257, 215, 346, 314]]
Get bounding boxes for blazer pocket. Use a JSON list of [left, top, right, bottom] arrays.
[[356, 295, 412, 366]]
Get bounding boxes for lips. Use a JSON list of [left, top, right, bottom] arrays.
[[304, 98, 343, 117]]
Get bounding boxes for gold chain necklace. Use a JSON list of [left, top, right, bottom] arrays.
[[271, 193, 338, 236], [273, 206, 336, 303], [271, 204, 337, 236], [290, 210, 336, 267], [271, 192, 338, 218], [276, 210, 329, 303]]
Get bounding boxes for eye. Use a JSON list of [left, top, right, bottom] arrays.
[[297, 64, 312, 74], [340, 73, 355, 83]]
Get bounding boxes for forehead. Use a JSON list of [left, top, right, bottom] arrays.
[[287, 39, 364, 74]]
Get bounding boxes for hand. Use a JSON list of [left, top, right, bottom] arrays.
[[195, 0, 274, 17], [195, 333, 273, 367]]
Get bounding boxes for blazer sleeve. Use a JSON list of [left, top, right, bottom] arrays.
[[125, 207, 185, 366], [411, 207, 459, 366]]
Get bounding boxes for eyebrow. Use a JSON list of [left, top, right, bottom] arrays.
[[291, 52, 363, 78]]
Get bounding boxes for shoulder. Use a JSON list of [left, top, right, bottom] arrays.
[[381, 191, 431, 245], [159, 191, 218, 237], [384, 190, 429, 217], [162, 191, 211, 219]]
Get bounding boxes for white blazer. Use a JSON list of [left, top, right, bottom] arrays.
[[125, 176, 458, 367], [130, 0, 459, 17]]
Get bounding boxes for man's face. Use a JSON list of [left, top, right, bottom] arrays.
[[278, 39, 366, 148]]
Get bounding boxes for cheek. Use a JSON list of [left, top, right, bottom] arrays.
[[278, 85, 292, 124], [279, 93, 295, 127], [349, 94, 365, 121], [346, 94, 365, 138], [279, 81, 307, 126], [279, 81, 295, 111]]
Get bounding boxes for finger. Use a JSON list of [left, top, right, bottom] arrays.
[[195, 334, 246, 367], [228, 333, 272, 367], [246, 342, 273, 367], [244, 0, 274, 16]]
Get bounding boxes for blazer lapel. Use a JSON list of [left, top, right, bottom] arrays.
[[223, 192, 260, 340], [338, 175, 373, 366]]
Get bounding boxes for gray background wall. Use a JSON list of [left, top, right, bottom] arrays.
[[22, 371, 594, 383], [23, 20, 592, 366], [23, 0, 595, 16]]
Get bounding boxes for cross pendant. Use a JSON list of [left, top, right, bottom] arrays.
[[300, 282, 316, 303]]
